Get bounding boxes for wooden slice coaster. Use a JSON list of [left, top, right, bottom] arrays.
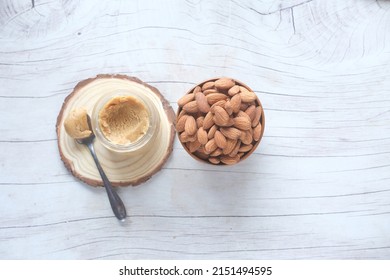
[[56, 74, 175, 187]]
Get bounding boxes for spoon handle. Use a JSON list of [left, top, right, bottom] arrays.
[[86, 142, 127, 221]]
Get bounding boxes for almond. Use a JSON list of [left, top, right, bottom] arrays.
[[223, 139, 237, 155], [210, 100, 227, 113], [205, 138, 218, 154], [203, 111, 214, 130], [197, 127, 208, 145], [184, 116, 197, 136], [180, 131, 196, 143], [229, 140, 241, 157], [239, 86, 257, 102], [240, 102, 249, 111], [220, 127, 241, 140], [215, 78, 235, 91], [178, 109, 187, 119], [245, 105, 256, 121], [237, 110, 251, 123], [252, 106, 262, 127], [213, 106, 230, 126], [197, 146, 208, 155], [208, 157, 221, 165], [239, 144, 253, 153], [225, 117, 235, 127], [224, 100, 233, 115], [228, 85, 240, 96], [196, 116, 204, 128], [202, 81, 215, 91], [253, 123, 262, 141], [220, 155, 240, 165], [207, 93, 228, 105], [176, 114, 188, 133], [193, 86, 201, 93], [214, 130, 227, 149], [233, 117, 251, 131], [183, 100, 198, 113], [240, 129, 253, 145], [230, 93, 241, 113], [178, 93, 194, 107], [203, 89, 219, 95], [195, 91, 210, 113], [210, 148, 223, 157], [237, 152, 245, 158], [207, 124, 218, 139], [187, 139, 201, 153]]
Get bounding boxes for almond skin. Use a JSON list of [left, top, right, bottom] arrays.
[[215, 78, 235, 91], [239, 144, 253, 153], [205, 138, 218, 154], [177, 109, 187, 119], [210, 148, 223, 157], [195, 91, 211, 113], [237, 110, 252, 123], [233, 117, 252, 131], [202, 81, 215, 91], [193, 86, 201, 93], [176, 114, 188, 133], [197, 127, 208, 145], [207, 93, 228, 105], [184, 116, 197, 136], [203, 111, 214, 130], [228, 85, 240, 96], [180, 131, 196, 143], [240, 129, 253, 145], [230, 93, 241, 113], [245, 105, 256, 121], [187, 140, 201, 153], [208, 124, 218, 139], [224, 100, 233, 115], [178, 93, 194, 107], [196, 116, 204, 128], [220, 155, 240, 165], [252, 106, 262, 127], [203, 89, 219, 95], [253, 123, 262, 141], [208, 157, 221, 165], [239, 86, 257, 102], [220, 127, 241, 140], [229, 140, 241, 157], [223, 139, 237, 155], [214, 130, 227, 149], [213, 106, 230, 126], [183, 100, 198, 113], [240, 102, 249, 111], [210, 100, 227, 113]]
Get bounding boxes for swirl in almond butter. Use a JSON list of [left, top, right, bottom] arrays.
[[99, 96, 149, 145]]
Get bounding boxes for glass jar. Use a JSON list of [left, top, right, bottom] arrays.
[[91, 90, 160, 154]]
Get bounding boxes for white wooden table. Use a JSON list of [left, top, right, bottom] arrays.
[[1, 0, 389, 259]]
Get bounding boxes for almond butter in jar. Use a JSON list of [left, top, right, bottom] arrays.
[[92, 90, 160, 154], [176, 77, 265, 165]]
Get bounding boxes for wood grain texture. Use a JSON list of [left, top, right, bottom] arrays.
[[1, 0, 390, 259]]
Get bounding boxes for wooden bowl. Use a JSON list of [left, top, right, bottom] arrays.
[[176, 77, 265, 165]]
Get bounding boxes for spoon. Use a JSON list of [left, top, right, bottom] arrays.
[[77, 115, 127, 221]]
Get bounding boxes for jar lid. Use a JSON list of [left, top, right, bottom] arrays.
[[56, 74, 175, 187]]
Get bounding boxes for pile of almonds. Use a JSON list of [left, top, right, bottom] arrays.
[[176, 78, 264, 165]]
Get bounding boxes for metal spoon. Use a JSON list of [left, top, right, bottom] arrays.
[[77, 115, 127, 221]]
